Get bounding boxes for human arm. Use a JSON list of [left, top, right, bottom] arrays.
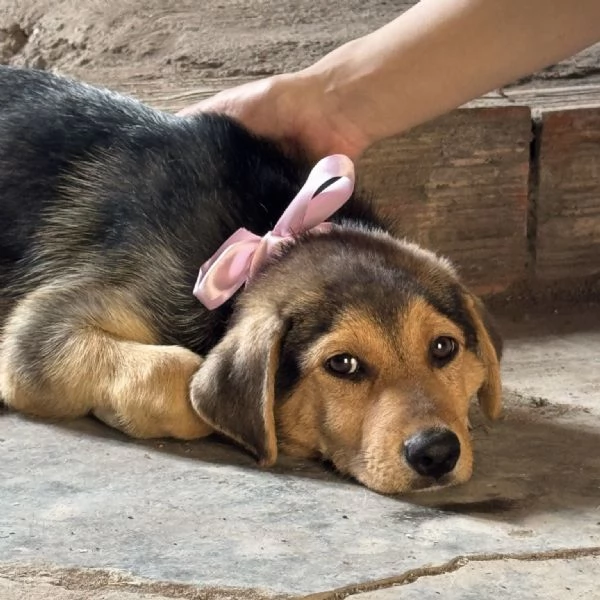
[[179, 0, 600, 160]]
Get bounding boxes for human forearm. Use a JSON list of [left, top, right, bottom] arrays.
[[302, 0, 600, 150]]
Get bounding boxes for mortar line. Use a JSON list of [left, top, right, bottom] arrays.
[[300, 546, 600, 600], [526, 109, 543, 280]]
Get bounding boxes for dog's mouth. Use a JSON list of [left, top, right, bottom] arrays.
[[323, 442, 470, 494], [407, 472, 460, 493], [289, 429, 469, 494], [325, 452, 462, 495]]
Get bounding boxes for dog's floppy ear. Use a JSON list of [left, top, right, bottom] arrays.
[[190, 305, 287, 466], [463, 292, 503, 420]]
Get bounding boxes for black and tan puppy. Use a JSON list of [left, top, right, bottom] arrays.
[[0, 66, 502, 494]]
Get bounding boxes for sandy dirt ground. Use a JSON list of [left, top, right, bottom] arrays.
[[2, 0, 600, 104]]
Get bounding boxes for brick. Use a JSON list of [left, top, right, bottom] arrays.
[[358, 106, 531, 293], [535, 108, 600, 281]]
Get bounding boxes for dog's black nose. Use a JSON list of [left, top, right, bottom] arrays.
[[403, 428, 460, 479]]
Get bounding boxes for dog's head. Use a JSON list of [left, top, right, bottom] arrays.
[[190, 225, 502, 494]]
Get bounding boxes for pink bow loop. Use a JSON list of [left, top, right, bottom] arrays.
[[194, 154, 355, 310], [274, 154, 355, 234]]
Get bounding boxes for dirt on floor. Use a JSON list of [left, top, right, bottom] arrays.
[[2, 0, 600, 99], [0, 0, 399, 86]]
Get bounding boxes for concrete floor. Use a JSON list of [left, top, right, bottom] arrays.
[[1, 305, 599, 599]]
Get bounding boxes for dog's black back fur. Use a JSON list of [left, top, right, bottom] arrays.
[[0, 67, 381, 353]]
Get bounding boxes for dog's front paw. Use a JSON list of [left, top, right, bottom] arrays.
[[107, 346, 214, 440]]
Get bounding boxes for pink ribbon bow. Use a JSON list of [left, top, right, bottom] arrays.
[[193, 154, 355, 309]]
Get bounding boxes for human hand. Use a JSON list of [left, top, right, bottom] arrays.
[[177, 73, 368, 162]]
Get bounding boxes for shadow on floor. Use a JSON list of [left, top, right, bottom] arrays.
[[404, 397, 600, 521], [7, 388, 597, 525]]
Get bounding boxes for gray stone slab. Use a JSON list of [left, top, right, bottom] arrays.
[[347, 554, 600, 599], [500, 307, 600, 414], [1, 312, 599, 597]]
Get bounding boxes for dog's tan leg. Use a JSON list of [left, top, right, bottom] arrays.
[[0, 282, 212, 439]]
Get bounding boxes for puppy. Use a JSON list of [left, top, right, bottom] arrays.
[[0, 66, 502, 494]]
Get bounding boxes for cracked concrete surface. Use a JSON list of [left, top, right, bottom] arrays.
[[345, 552, 600, 599], [1, 305, 599, 598]]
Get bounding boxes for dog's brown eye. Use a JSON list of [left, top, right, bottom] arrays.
[[430, 336, 458, 366], [325, 353, 362, 377]]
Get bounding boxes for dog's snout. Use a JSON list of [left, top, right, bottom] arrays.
[[403, 428, 460, 479]]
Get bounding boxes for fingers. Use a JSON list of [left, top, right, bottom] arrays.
[[176, 102, 210, 117], [176, 91, 235, 117], [173, 74, 356, 161], [176, 79, 289, 145], [177, 78, 273, 118]]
